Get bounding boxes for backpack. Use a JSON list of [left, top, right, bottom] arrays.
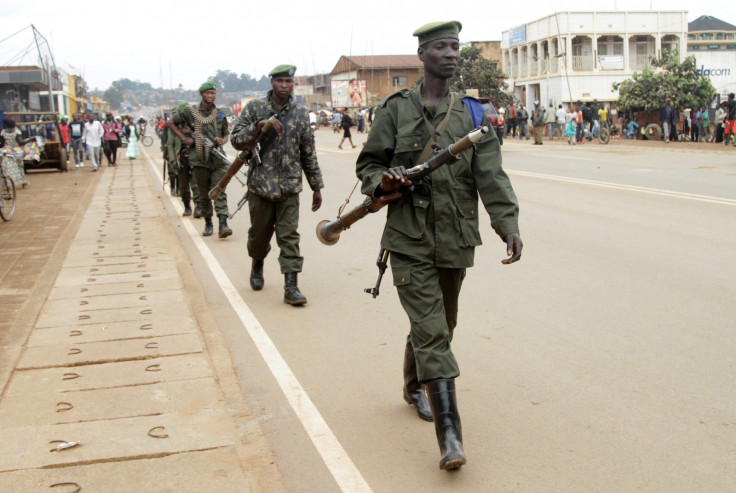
[[582, 106, 592, 122]]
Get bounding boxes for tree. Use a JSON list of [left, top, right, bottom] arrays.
[[411, 46, 512, 106], [612, 51, 716, 112]]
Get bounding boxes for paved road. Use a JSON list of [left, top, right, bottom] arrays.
[[149, 130, 736, 492]]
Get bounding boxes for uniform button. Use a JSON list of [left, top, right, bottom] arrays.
[[418, 200, 423, 204], [414, 143, 418, 147], [401, 278, 405, 283]]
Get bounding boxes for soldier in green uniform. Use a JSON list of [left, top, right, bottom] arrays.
[[167, 82, 231, 237], [160, 116, 179, 197], [231, 64, 324, 305], [356, 21, 523, 471], [167, 102, 202, 217]]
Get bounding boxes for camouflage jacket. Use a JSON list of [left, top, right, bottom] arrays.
[[231, 91, 323, 201]]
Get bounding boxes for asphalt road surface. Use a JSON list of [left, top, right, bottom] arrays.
[[146, 129, 736, 492]]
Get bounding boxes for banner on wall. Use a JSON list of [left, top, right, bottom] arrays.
[[332, 79, 366, 108]]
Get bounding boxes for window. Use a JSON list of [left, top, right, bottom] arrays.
[[392, 76, 407, 86], [727, 44, 736, 50]]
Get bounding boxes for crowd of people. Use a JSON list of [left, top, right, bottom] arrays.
[[497, 93, 736, 146]]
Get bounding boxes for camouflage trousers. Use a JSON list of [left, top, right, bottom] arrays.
[[247, 192, 302, 274], [390, 251, 466, 383]]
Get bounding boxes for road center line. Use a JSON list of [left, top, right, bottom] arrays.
[[507, 169, 736, 206], [144, 151, 372, 493]]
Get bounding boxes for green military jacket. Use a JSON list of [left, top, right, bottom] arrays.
[[231, 91, 323, 201], [165, 126, 182, 163], [356, 88, 519, 268], [171, 103, 228, 168]]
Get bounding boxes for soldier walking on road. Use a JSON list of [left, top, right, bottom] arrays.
[[231, 65, 324, 306], [356, 21, 523, 471], [167, 102, 202, 217], [167, 82, 231, 238]]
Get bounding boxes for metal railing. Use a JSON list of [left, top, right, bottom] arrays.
[[572, 56, 594, 71], [631, 54, 653, 70]]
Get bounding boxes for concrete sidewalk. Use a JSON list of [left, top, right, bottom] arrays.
[[0, 157, 283, 491]]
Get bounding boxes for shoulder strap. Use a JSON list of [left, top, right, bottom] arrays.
[[411, 92, 456, 165]]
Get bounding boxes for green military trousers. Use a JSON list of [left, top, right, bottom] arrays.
[[193, 162, 228, 218], [178, 155, 200, 206], [390, 251, 466, 383], [247, 192, 303, 274]]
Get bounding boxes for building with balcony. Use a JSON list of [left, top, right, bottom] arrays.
[[330, 55, 423, 107], [501, 11, 688, 109]]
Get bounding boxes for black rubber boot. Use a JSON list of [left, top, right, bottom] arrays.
[[283, 272, 307, 305], [403, 337, 433, 422], [250, 260, 264, 291], [202, 217, 213, 237], [182, 200, 192, 216], [218, 214, 232, 238], [193, 205, 202, 218], [426, 379, 466, 470], [170, 181, 177, 196]]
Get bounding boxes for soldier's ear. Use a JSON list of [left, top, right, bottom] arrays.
[[417, 47, 424, 62]]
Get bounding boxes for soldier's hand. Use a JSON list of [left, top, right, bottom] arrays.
[[311, 190, 322, 212], [257, 119, 283, 136], [183, 136, 194, 147], [213, 137, 225, 147], [501, 233, 523, 264], [380, 166, 412, 193]]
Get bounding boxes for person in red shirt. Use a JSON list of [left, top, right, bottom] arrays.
[[58, 117, 70, 164]]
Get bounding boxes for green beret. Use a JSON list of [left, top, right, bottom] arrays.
[[198, 81, 216, 92], [176, 102, 188, 111], [413, 21, 462, 46], [268, 64, 297, 77]]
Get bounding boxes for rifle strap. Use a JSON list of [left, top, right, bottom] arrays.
[[410, 91, 455, 165]]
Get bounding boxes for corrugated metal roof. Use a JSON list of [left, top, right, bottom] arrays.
[[344, 55, 423, 70], [688, 15, 736, 32]]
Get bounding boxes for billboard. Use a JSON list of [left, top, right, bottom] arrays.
[[331, 79, 367, 108]]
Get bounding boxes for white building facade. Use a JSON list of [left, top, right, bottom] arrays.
[[501, 11, 688, 109]]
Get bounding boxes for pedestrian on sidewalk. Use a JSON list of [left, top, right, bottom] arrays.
[[231, 64, 324, 306], [58, 117, 70, 165], [82, 114, 104, 172], [517, 104, 529, 140], [102, 113, 121, 165], [544, 103, 556, 139], [356, 21, 522, 472], [714, 103, 726, 143], [1, 118, 31, 187], [69, 114, 85, 167], [556, 104, 566, 139], [168, 82, 231, 238], [124, 118, 141, 160], [564, 108, 576, 145], [659, 98, 676, 143], [532, 101, 545, 145]]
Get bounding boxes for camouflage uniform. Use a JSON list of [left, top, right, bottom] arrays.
[[171, 103, 229, 218], [165, 123, 200, 208], [231, 90, 323, 273]]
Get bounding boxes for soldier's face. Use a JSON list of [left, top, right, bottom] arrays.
[[201, 89, 216, 105], [272, 77, 294, 100], [418, 38, 460, 79]]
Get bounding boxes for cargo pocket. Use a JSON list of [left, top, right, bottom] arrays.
[[456, 200, 482, 247], [393, 133, 424, 167], [393, 269, 411, 288], [386, 195, 430, 239]]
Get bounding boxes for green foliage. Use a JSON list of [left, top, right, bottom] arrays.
[[412, 46, 512, 106], [452, 46, 513, 107], [613, 51, 717, 112]]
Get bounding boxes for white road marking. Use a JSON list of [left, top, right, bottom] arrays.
[[144, 152, 373, 493], [508, 169, 736, 206]]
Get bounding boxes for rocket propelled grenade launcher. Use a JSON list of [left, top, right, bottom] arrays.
[[316, 126, 488, 246]]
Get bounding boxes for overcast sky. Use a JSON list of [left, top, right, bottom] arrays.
[[2, 0, 734, 91]]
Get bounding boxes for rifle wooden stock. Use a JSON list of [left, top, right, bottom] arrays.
[[317, 126, 488, 246], [208, 115, 277, 200]]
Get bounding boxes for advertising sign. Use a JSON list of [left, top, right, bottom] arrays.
[[332, 79, 367, 107], [509, 25, 526, 46]]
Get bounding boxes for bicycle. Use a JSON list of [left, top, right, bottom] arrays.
[[0, 149, 18, 221]]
